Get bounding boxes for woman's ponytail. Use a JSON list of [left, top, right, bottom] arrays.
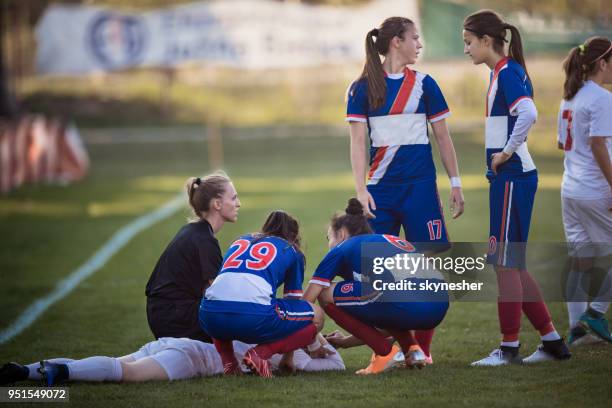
[[362, 28, 387, 110], [357, 17, 414, 111], [505, 23, 530, 85], [562, 37, 612, 100], [562, 46, 584, 100]]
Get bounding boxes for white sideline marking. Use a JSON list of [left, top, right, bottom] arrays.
[[0, 194, 185, 345]]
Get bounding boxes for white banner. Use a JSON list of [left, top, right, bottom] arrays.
[[35, 0, 418, 75]]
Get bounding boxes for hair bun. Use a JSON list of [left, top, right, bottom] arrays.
[[370, 28, 379, 37], [346, 198, 364, 216]]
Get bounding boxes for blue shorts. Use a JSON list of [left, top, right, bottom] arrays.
[[487, 178, 537, 268], [199, 299, 314, 344], [332, 280, 449, 331], [367, 180, 450, 253]]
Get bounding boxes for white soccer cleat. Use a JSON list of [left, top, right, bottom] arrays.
[[522, 341, 571, 364], [522, 345, 556, 364], [405, 345, 428, 369], [470, 348, 521, 367]]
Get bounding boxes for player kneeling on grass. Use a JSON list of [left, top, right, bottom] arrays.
[[0, 334, 344, 386], [302, 198, 449, 373], [199, 211, 326, 378]]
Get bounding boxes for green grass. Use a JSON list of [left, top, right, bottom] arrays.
[[0, 128, 610, 407]]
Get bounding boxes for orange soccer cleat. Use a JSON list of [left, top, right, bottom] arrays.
[[355, 345, 402, 375]]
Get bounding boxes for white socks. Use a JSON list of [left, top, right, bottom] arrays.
[[541, 330, 561, 341], [567, 302, 588, 329], [27, 358, 74, 380], [66, 356, 123, 382], [566, 267, 611, 328]]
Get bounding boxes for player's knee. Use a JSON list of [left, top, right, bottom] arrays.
[[120, 361, 138, 382], [310, 302, 325, 331]]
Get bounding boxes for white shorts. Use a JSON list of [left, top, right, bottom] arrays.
[[562, 196, 612, 257], [129, 337, 222, 380]]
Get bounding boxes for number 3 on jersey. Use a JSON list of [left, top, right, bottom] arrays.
[[560, 110, 573, 151], [222, 239, 278, 271]]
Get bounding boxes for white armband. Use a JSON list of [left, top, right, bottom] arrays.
[[450, 177, 462, 188]]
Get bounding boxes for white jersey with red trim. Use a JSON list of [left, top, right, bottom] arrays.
[[346, 68, 450, 185], [558, 80, 612, 200]]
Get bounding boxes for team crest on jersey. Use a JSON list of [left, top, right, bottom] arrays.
[[488, 236, 497, 255], [275, 305, 287, 320], [88, 12, 148, 69], [340, 283, 354, 294]]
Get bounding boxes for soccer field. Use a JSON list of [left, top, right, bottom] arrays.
[[0, 128, 610, 407]]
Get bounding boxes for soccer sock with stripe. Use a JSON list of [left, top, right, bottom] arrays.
[[253, 323, 317, 360], [324, 304, 392, 356]]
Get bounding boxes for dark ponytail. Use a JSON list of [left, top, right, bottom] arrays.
[[505, 23, 528, 80], [563, 37, 612, 100], [259, 210, 302, 251], [358, 17, 414, 111], [464, 10, 531, 91], [330, 198, 373, 237]]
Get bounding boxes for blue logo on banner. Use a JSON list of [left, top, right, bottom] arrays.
[[88, 13, 147, 69]]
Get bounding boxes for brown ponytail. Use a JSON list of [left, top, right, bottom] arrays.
[[330, 198, 373, 237], [185, 172, 231, 221], [464, 10, 531, 90], [563, 37, 612, 100], [259, 210, 302, 251], [358, 17, 414, 111]]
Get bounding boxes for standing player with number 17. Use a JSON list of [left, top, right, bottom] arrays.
[[558, 37, 612, 346], [346, 16, 464, 374], [463, 10, 570, 366]]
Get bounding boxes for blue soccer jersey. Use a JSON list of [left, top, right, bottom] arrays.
[[485, 57, 537, 180], [203, 235, 304, 315], [310, 234, 417, 287], [346, 68, 451, 186]]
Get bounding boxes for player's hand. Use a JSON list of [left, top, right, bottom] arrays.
[[324, 330, 349, 348], [357, 190, 376, 219], [278, 353, 296, 375], [490, 152, 510, 174], [450, 187, 465, 219], [308, 345, 335, 359]]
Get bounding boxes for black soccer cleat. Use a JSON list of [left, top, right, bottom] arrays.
[[0, 362, 29, 385]]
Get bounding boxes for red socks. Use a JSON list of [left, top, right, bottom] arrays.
[[388, 329, 418, 353], [415, 329, 435, 357], [213, 338, 239, 368], [519, 270, 554, 335], [324, 303, 392, 356], [496, 268, 523, 340], [253, 323, 317, 360], [496, 267, 556, 341]]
